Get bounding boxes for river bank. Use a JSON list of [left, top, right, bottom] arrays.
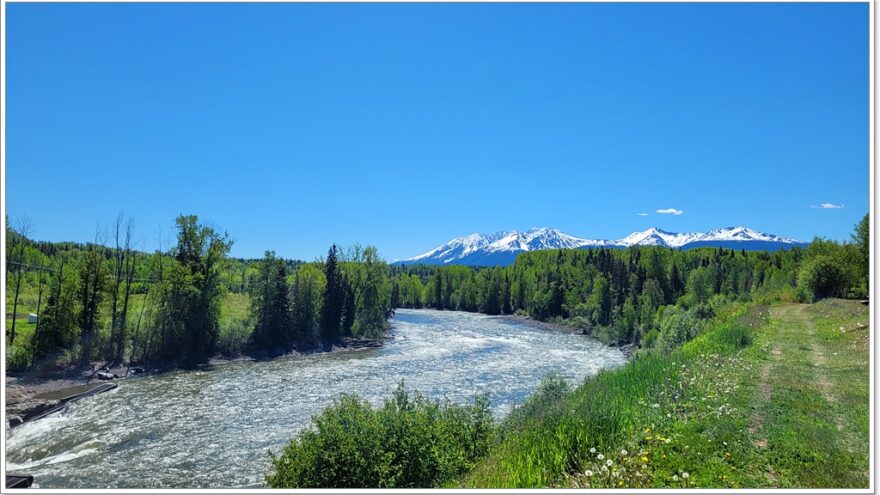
[[497, 313, 638, 357], [460, 299, 870, 488], [5, 309, 626, 488], [5, 336, 385, 429]]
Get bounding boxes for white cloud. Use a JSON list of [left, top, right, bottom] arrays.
[[656, 208, 684, 216], [636, 212, 649, 216], [811, 203, 845, 209]]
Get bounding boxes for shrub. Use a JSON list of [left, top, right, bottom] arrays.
[[796, 255, 849, 303], [266, 382, 494, 488], [591, 325, 620, 345], [656, 307, 703, 353], [641, 328, 660, 348], [565, 316, 593, 335], [218, 317, 252, 357], [6, 345, 31, 372]]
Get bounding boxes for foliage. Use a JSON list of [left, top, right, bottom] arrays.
[[217, 317, 252, 357], [249, 251, 294, 352], [656, 307, 703, 353], [796, 254, 849, 303], [152, 215, 233, 365], [318, 245, 345, 346], [851, 213, 869, 292], [266, 383, 494, 488], [399, 246, 800, 348], [6, 345, 30, 372]]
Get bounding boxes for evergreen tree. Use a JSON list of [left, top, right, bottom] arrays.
[[669, 262, 685, 299], [319, 245, 344, 347], [251, 251, 293, 352], [341, 275, 356, 337]]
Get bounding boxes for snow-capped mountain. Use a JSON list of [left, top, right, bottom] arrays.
[[395, 226, 805, 266]]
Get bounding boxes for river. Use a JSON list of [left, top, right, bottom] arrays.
[[5, 309, 627, 488]]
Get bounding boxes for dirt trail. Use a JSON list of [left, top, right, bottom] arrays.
[[775, 305, 845, 431], [748, 343, 780, 449]]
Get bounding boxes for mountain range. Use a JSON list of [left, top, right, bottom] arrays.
[[395, 226, 806, 266]]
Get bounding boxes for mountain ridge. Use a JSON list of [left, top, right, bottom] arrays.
[[395, 226, 806, 266]]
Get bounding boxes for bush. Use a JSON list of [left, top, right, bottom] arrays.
[[641, 328, 660, 348], [500, 374, 570, 438], [266, 382, 494, 488], [796, 255, 849, 303], [218, 317, 252, 357], [656, 307, 703, 353], [565, 316, 593, 335], [6, 345, 31, 371]]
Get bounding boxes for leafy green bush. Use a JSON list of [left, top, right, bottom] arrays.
[[641, 328, 660, 348], [266, 383, 494, 488], [656, 307, 703, 353], [217, 317, 252, 357], [6, 345, 31, 371], [796, 255, 849, 303]]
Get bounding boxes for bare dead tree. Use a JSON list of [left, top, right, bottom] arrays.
[[106, 214, 136, 365], [116, 220, 136, 363]]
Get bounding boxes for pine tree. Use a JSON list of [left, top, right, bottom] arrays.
[[319, 245, 343, 347], [669, 262, 685, 300], [340, 275, 356, 337], [251, 251, 293, 352]]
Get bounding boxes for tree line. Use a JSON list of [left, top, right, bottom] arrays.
[[6, 213, 869, 369], [391, 214, 869, 349], [5, 214, 396, 371]]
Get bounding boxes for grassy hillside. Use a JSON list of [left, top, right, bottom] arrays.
[[457, 299, 869, 488]]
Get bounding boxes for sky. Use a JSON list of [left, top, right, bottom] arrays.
[[5, 3, 870, 261]]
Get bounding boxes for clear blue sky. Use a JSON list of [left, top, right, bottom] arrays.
[[6, 3, 869, 261]]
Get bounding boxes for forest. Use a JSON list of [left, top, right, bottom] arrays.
[[392, 217, 868, 350], [5, 213, 869, 374], [4, 214, 395, 371]]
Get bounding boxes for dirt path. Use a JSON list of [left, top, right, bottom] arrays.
[[748, 343, 780, 449], [757, 303, 868, 487], [774, 305, 845, 429]]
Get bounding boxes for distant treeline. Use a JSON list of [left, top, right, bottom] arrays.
[[5, 213, 869, 370], [392, 214, 869, 349]]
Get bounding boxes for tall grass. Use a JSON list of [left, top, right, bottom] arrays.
[[460, 303, 768, 488]]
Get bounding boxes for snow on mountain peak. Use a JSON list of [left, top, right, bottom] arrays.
[[398, 226, 804, 265]]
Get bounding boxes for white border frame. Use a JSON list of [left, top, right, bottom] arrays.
[[0, 1, 875, 493]]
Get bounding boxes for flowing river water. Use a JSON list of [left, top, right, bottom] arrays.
[[5, 309, 627, 488]]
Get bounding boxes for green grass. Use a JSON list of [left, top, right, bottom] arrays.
[[219, 291, 250, 328], [457, 299, 869, 488], [6, 291, 254, 366]]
